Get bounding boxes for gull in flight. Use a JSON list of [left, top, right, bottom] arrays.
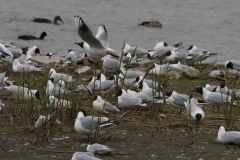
[[74, 16, 119, 58]]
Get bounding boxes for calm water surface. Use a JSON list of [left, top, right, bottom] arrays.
[[0, 0, 240, 64]]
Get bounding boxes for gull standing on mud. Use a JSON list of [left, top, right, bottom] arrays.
[[192, 86, 231, 112], [166, 91, 189, 114], [74, 111, 118, 141], [184, 97, 205, 123], [74, 16, 119, 58]]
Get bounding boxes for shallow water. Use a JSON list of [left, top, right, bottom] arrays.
[[0, 0, 240, 64]]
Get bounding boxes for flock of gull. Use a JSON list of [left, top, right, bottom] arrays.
[[1, 15, 240, 159]]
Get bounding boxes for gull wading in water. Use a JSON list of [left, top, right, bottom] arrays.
[[74, 16, 119, 58]]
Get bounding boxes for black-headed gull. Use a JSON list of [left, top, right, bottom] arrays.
[[97, 74, 116, 97], [187, 45, 218, 63], [218, 126, 240, 149], [209, 69, 225, 78], [117, 89, 147, 110], [166, 51, 187, 63], [74, 16, 119, 58], [166, 91, 189, 114], [13, 58, 42, 72], [0, 100, 4, 110], [64, 49, 78, 63], [153, 41, 183, 51], [71, 152, 102, 160], [134, 75, 159, 89], [184, 97, 205, 123], [48, 96, 71, 108], [147, 47, 170, 61], [149, 63, 170, 75], [192, 86, 231, 112], [87, 76, 99, 90], [0, 43, 13, 57], [72, 84, 92, 96], [0, 69, 6, 89], [205, 82, 228, 94], [49, 68, 73, 84], [93, 96, 119, 114], [46, 80, 67, 97], [87, 142, 112, 155], [118, 68, 145, 79], [46, 51, 58, 59], [225, 60, 240, 82], [102, 55, 123, 73], [123, 44, 148, 58], [4, 85, 41, 100], [74, 111, 118, 141]]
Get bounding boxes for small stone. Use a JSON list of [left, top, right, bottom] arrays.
[[29, 56, 56, 67], [75, 66, 92, 74]]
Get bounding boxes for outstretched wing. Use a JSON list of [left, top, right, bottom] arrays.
[[74, 16, 104, 49], [95, 25, 109, 48]]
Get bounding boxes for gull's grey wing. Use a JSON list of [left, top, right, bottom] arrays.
[[151, 48, 170, 59], [103, 101, 119, 112], [231, 61, 240, 71], [8, 85, 29, 97], [89, 143, 108, 153], [75, 16, 104, 49], [220, 132, 240, 144], [173, 94, 189, 106], [119, 95, 142, 108], [124, 78, 136, 86], [51, 73, 72, 83], [125, 70, 145, 79], [126, 47, 148, 57], [103, 58, 120, 71], [0, 73, 5, 88], [95, 25, 109, 48], [0, 43, 13, 57], [99, 80, 115, 91], [72, 152, 101, 160], [80, 116, 108, 131], [174, 52, 187, 61], [17, 65, 40, 72], [207, 93, 227, 104], [192, 48, 207, 53]]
